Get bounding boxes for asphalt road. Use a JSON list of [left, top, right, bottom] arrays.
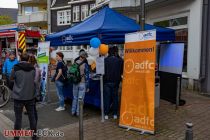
[[0, 83, 101, 130]]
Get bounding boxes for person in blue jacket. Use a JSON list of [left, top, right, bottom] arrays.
[[2, 50, 19, 89]]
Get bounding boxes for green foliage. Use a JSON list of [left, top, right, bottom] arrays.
[[0, 15, 14, 25]]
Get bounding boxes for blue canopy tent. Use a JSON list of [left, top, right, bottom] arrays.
[[46, 7, 175, 46], [46, 7, 175, 108]]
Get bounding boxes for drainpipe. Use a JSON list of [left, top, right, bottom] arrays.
[[200, 0, 209, 92], [140, 0, 145, 31], [47, 0, 51, 34]]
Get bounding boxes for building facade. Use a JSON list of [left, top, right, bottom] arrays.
[[50, 0, 95, 33], [92, 0, 207, 92], [50, 0, 71, 33], [17, 0, 48, 34], [49, 0, 95, 63]]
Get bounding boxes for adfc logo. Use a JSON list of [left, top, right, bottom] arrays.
[[124, 59, 155, 74]]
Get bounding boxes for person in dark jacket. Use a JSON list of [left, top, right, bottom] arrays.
[[10, 53, 37, 140], [103, 46, 123, 120]]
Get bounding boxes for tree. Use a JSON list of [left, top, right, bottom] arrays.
[[0, 15, 14, 25]]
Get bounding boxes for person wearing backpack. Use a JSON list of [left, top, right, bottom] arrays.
[[52, 52, 67, 111], [71, 50, 89, 116]]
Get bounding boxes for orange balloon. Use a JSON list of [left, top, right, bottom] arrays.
[[99, 44, 109, 55]]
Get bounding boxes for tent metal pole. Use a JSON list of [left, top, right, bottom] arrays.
[[100, 75, 105, 122]]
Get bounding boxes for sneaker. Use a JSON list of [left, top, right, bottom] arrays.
[[104, 115, 109, 120], [55, 107, 65, 111], [113, 115, 118, 119]]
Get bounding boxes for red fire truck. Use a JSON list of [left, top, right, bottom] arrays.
[[0, 24, 44, 72]]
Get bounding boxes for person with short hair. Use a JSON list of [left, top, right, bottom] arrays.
[[53, 52, 66, 111], [103, 46, 123, 120], [10, 53, 37, 140]]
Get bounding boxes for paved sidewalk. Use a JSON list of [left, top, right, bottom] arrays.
[[1, 90, 210, 140], [41, 91, 210, 140]]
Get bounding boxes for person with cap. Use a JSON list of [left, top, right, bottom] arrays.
[[2, 50, 19, 90], [74, 49, 88, 64], [71, 49, 90, 116]]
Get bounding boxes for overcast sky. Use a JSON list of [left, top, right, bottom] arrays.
[[0, 0, 18, 8]]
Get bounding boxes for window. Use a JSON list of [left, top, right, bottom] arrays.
[[24, 6, 38, 15], [57, 11, 65, 25], [77, 45, 89, 51], [82, 45, 89, 51], [59, 46, 73, 51], [33, 7, 39, 12], [76, 46, 81, 50], [57, 10, 71, 25], [59, 46, 66, 50], [81, 5, 89, 21], [175, 29, 188, 72], [73, 6, 80, 22], [66, 10, 71, 24], [66, 46, 73, 51], [90, 4, 95, 10], [154, 16, 188, 72], [154, 17, 187, 28]]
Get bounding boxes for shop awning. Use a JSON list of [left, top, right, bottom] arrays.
[[0, 31, 16, 37], [46, 7, 175, 46]]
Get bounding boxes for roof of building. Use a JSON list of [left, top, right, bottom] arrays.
[[0, 8, 18, 23]]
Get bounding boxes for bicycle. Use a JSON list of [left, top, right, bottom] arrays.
[[0, 74, 10, 108]]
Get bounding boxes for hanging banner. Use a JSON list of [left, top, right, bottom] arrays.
[[119, 30, 156, 134], [39, 63, 48, 102], [37, 42, 50, 102], [37, 42, 50, 64]]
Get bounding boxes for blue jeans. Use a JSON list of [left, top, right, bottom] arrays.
[[104, 83, 119, 116], [71, 83, 86, 115], [14, 99, 37, 140], [55, 80, 64, 107]]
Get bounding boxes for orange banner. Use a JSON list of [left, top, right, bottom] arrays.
[[120, 30, 156, 134]]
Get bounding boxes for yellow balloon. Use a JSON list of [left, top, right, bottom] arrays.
[[99, 44, 109, 55]]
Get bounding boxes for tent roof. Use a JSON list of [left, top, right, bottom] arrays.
[[46, 7, 175, 46]]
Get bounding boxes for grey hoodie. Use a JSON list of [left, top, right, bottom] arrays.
[[11, 62, 36, 100]]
